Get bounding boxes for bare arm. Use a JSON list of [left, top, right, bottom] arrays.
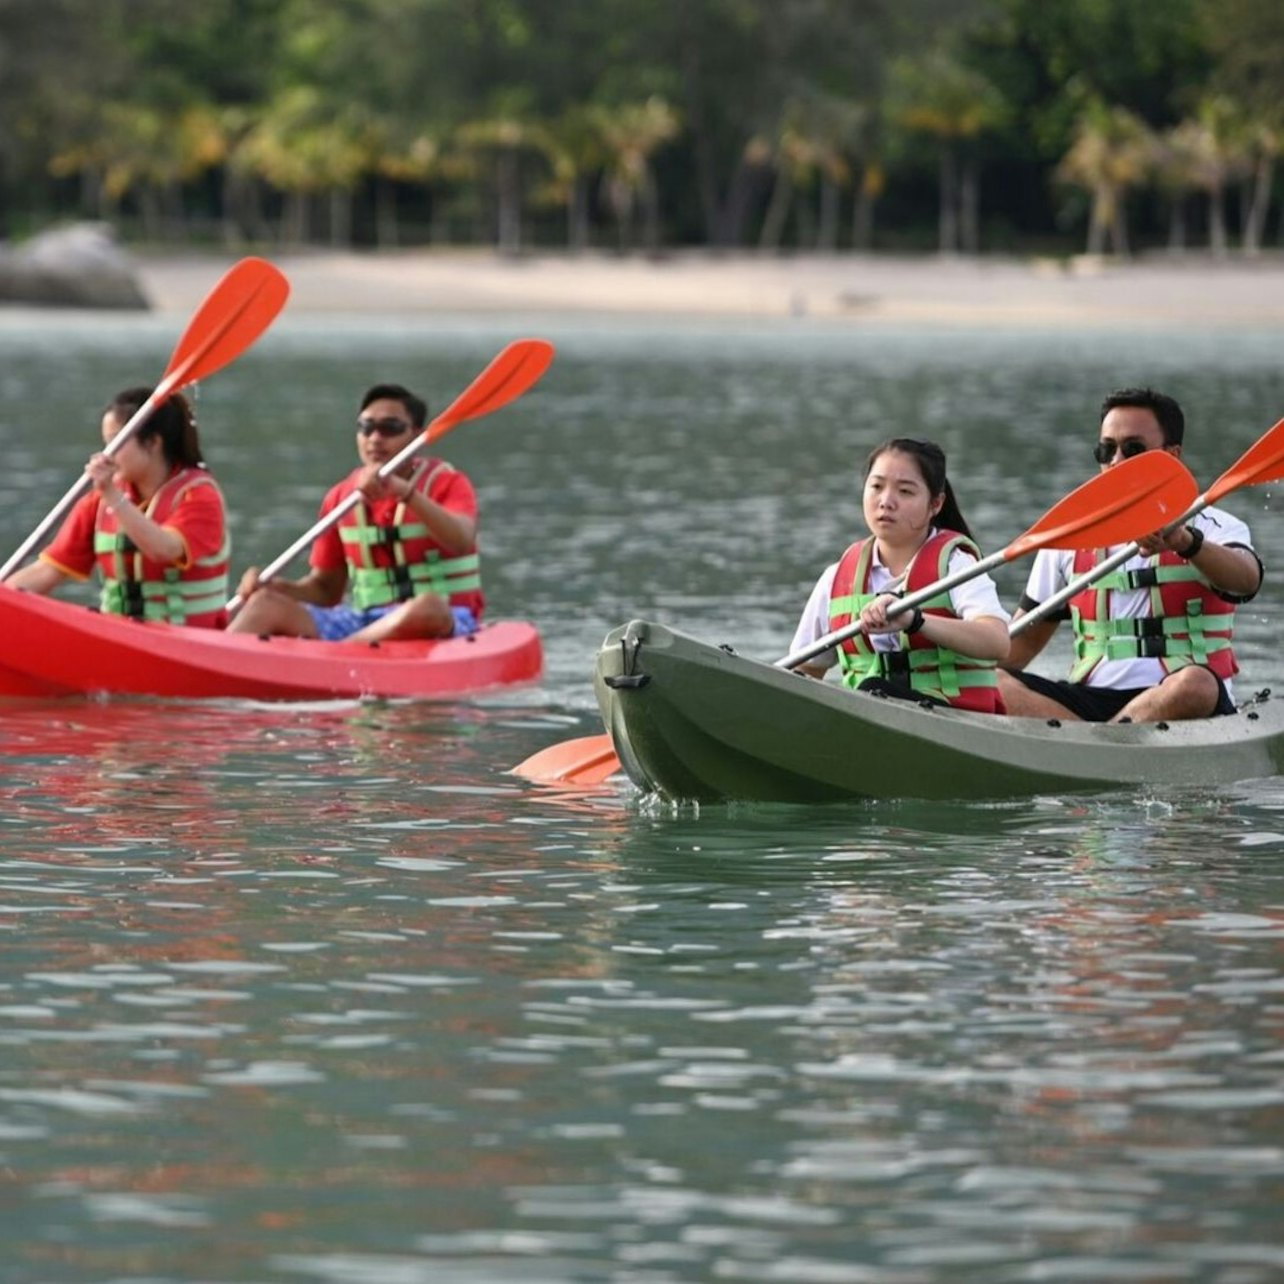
[[5, 559, 68, 595], [366, 469, 476, 555], [235, 564, 348, 608], [1004, 611, 1058, 670], [1137, 525, 1261, 598], [863, 595, 1011, 663]]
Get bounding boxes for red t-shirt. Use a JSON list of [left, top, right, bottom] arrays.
[[42, 475, 227, 579], [309, 460, 483, 618]]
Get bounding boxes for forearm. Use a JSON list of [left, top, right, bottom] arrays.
[[1002, 612, 1057, 670], [1190, 540, 1261, 598], [398, 485, 475, 554], [5, 559, 68, 594], [104, 493, 185, 564], [917, 613, 1010, 662]]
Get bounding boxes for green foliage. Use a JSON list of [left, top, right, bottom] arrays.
[[0, 0, 1276, 253]]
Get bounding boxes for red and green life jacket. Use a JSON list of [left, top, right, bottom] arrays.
[[337, 461, 483, 613], [827, 530, 1003, 713], [1068, 545, 1238, 681], [93, 468, 229, 628]]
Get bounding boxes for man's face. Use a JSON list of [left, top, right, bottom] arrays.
[[356, 397, 416, 467], [1094, 405, 1179, 472]]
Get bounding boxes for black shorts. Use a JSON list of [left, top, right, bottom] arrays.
[[1006, 667, 1236, 722]]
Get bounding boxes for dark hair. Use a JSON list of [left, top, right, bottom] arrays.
[[1100, 387, 1184, 446], [108, 387, 204, 468], [361, 383, 428, 429], [865, 437, 973, 540]]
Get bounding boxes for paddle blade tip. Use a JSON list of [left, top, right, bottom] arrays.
[[510, 734, 620, 785]]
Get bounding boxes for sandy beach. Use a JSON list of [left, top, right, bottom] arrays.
[[132, 247, 1284, 328]]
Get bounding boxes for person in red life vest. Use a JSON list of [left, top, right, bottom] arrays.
[[1000, 388, 1262, 723], [6, 387, 229, 627], [228, 382, 482, 643], [790, 437, 1010, 711]]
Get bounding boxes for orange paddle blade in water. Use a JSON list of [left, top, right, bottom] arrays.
[[511, 734, 620, 784]]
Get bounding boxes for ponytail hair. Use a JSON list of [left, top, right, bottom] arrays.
[[109, 387, 205, 469], [865, 437, 973, 540]]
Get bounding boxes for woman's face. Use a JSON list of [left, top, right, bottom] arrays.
[[100, 411, 157, 484], [862, 449, 943, 546]]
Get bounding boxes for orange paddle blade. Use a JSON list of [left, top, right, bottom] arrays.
[[1206, 417, 1284, 504], [158, 257, 290, 394], [1006, 451, 1197, 560], [511, 734, 620, 784], [427, 338, 555, 443]]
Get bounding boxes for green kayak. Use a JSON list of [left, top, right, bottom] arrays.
[[594, 619, 1284, 804]]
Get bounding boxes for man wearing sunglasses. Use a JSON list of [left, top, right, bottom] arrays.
[[229, 383, 483, 642], [998, 387, 1263, 723]]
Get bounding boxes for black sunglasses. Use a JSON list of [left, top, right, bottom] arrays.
[[1093, 438, 1150, 465], [357, 417, 413, 439]]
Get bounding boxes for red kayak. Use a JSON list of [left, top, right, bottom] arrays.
[[0, 586, 542, 700]]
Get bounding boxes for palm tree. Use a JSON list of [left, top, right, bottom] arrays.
[[1236, 116, 1278, 256], [1151, 123, 1204, 251], [456, 109, 551, 254], [1169, 97, 1252, 257], [591, 97, 681, 252], [1055, 103, 1153, 257], [753, 123, 818, 251], [232, 87, 370, 247], [536, 106, 607, 252], [370, 123, 441, 249], [890, 50, 1007, 254]]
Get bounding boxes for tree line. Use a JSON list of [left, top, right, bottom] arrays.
[[0, 0, 1280, 258]]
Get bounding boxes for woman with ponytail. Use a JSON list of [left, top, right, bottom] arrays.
[[789, 438, 1010, 712], [6, 387, 230, 628]]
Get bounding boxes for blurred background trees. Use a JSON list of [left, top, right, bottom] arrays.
[[0, 0, 1280, 256]]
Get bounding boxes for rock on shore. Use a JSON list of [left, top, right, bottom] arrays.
[[0, 223, 149, 309]]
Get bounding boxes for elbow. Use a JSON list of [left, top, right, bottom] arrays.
[[978, 620, 1011, 663]]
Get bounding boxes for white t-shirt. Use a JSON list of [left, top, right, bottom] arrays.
[[791, 533, 1010, 673], [1021, 503, 1254, 691]]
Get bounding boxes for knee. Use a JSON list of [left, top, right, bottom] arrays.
[[401, 594, 453, 636], [1163, 665, 1219, 714]]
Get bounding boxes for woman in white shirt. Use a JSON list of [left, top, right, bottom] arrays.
[[790, 438, 1010, 712]]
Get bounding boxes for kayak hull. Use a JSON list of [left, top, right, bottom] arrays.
[[594, 619, 1284, 803], [0, 586, 542, 700]]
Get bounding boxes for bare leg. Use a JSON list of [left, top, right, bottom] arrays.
[[997, 670, 1082, 720], [226, 589, 320, 638], [1110, 666, 1219, 723], [348, 594, 454, 643]]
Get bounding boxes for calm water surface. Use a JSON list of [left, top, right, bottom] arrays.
[[1, 310, 1283, 1282]]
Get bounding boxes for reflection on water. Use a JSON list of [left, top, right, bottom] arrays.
[[0, 317, 1282, 1281]]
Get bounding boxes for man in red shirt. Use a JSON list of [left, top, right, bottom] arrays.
[[228, 383, 483, 642]]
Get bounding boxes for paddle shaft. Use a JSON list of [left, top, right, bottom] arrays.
[[225, 431, 432, 613]]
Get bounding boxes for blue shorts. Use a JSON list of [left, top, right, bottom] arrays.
[[304, 603, 479, 642]]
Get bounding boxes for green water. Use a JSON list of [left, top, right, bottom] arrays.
[[1, 309, 1283, 1282]]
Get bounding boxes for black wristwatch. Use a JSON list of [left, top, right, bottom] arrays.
[[1179, 525, 1205, 559]]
